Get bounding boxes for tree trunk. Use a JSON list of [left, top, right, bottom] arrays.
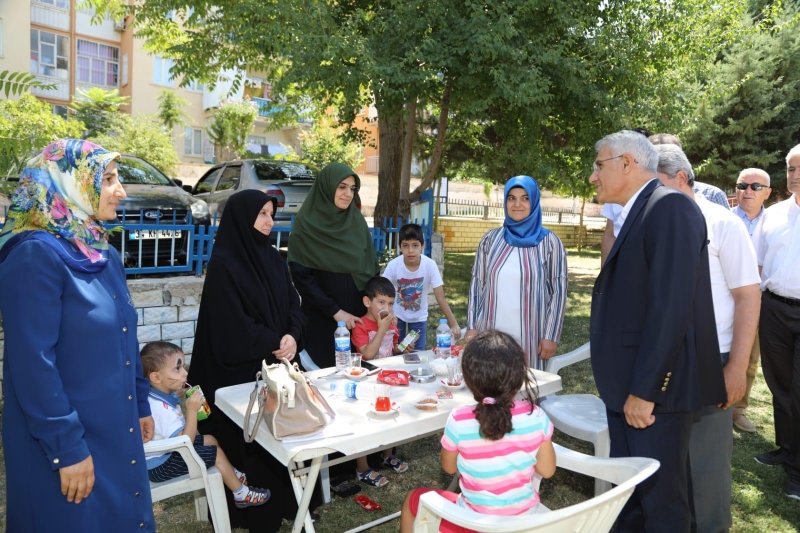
[[410, 79, 453, 201], [373, 97, 405, 228], [399, 100, 416, 200], [578, 196, 586, 252]]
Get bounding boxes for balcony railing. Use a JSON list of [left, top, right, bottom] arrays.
[[251, 97, 275, 117]]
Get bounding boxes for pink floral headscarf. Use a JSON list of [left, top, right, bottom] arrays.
[[0, 139, 120, 266]]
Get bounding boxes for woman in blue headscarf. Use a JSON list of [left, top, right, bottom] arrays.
[[465, 176, 568, 369], [0, 140, 155, 531]]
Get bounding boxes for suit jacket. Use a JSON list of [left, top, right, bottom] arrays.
[[591, 180, 726, 413]]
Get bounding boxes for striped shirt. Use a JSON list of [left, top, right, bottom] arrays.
[[467, 228, 567, 369], [441, 401, 554, 515]]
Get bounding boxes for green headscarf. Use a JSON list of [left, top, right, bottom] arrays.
[[288, 162, 379, 290]]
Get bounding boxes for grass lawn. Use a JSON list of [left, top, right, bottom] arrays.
[[1, 249, 798, 531]]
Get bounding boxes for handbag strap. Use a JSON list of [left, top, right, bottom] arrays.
[[243, 371, 267, 443]]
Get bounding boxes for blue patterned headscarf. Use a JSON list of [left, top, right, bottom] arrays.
[[0, 139, 120, 272], [502, 175, 550, 248]]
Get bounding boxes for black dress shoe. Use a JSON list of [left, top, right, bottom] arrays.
[[755, 449, 788, 466]]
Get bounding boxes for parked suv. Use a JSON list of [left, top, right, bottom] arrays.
[[110, 154, 210, 268], [191, 159, 318, 245]]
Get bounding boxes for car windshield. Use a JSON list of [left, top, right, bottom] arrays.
[[254, 161, 316, 183], [118, 157, 173, 186]]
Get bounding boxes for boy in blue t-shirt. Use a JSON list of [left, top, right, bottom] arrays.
[[382, 224, 460, 350], [141, 341, 270, 508]]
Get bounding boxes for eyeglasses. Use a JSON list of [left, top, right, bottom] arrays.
[[337, 184, 360, 193], [593, 155, 625, 172], [736, 182, 766, 191]]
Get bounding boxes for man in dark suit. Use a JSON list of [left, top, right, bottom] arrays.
[[589, 130, 727, 532]]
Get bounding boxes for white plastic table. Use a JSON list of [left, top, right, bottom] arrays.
[[214, 352, 562, 533]]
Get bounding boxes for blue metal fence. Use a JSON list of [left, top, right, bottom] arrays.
[[0, 196, 434, 277]]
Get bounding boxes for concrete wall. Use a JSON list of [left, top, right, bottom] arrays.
[[435, 216, 603, 252]]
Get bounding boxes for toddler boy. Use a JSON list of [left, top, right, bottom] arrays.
[[142, 341, 270, 508], [382, 224, 460, 350], [350, 276, 410, 486]]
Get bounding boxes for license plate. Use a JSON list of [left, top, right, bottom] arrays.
[[128, 229, 181, 240]]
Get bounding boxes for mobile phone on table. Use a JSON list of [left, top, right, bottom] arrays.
[[361, 360, 379, 374], [403, 352, 420, 364]]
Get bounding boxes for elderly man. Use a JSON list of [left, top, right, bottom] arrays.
[[589, 131, 726, 532], [754, 145, 800, 501], [654, 144, 761, 532], [731, 168, 773, 432], [600, 133, 730, 264]]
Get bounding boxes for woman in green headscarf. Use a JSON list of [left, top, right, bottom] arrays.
[[289, 162, 379, 369]]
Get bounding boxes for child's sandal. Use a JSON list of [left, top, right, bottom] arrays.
[[356, 468, 389, 488], [382, 454, 409, 474]]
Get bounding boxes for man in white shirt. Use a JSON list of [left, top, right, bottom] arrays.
[[730, 168, 772, 433], [754, 144, 800, 502], [653, 144, 761, 532]]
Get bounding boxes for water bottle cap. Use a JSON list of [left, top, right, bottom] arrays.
[[439, 318, 448, 324], [337, 321, 346, 326]]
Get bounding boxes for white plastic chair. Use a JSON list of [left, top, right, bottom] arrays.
[[539, 342, 611, 495], [145, 435, 231, 533], [413, 443, 659, 533]]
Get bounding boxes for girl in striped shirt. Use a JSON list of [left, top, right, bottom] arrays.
[[400, 330, 556, 533]]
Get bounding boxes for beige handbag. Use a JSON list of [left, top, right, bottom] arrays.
[[243, 359, 335, 441]]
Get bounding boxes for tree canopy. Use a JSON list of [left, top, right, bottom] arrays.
[[83, 0, 798, 212]]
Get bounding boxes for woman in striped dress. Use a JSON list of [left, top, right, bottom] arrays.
[[465, 176, 568, 369]]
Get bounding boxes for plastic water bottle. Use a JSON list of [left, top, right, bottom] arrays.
[[436, 318, 452, 358], [329, 381, 363, 400], [334, 321, 351, 371]]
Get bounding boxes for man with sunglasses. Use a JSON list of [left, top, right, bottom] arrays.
[[730, 169, 772, 433], [753, 145, 800, 502]]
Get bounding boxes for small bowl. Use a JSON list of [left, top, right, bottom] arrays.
[[343, 367, 369, 381], [440, 379, 465, 391]]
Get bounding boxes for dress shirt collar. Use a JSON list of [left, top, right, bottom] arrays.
[[614, 178, 656, 238]]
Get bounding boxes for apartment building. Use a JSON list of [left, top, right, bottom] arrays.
[[0, 0, 324, 178]]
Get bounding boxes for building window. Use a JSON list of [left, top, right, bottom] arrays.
[[121, 53, 129, 86], [76, 39, 119, 88], [52, 104, 69, 119], [185, 128, 203, 156], [30, 29, 69, 78], [34, 0, 69, 10], [186, 79, 203, 92], [152, 55, 174, 86]]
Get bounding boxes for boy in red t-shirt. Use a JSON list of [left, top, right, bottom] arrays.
[[352, 276, 414, 360], [349, 276, 411, 487]]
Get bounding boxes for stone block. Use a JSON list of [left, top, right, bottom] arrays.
[[131, 289, 164, 308], [182, 337, 195, 354], [162, 321, 195, 340], [179, 305, 200, 322], [136, 309, 144, 326], [183, 295, 198, 306], [143, 306, 179, 325], [137, 325, 162, 343], [184, 353, 192, 366]]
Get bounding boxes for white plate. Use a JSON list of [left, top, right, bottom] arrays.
[[343, 368, 369, 381], [440, 379, 465, 391]]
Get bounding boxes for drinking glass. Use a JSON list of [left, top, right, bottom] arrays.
[[350, 353, 362, 370], [374, 384, 392, 412], [447, 358, 462, 386]]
